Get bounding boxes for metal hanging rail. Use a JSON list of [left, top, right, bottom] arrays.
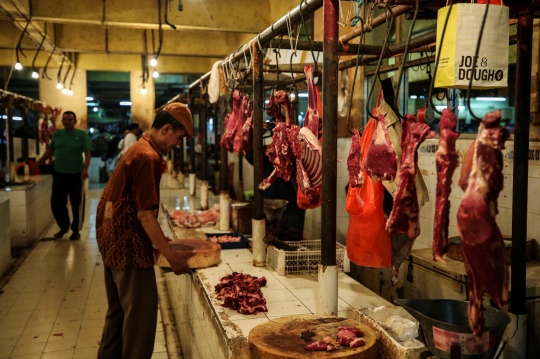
[[188, 0, 324, 91]]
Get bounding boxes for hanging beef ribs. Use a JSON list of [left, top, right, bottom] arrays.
[[364, 114, 397, 182], [293, 65, 323, 205], [259, 91, 300, 189], [433, 109, 460, 262], [233, 95, 249, 153], [240, 99, 254, 154], [386, 115, 435, 239], [220, 89, 242, 152], [456, 110, 509, 336], [347, 129, 363, 188]]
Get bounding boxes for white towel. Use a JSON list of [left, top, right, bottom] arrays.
[[208, 61, 222, 104]]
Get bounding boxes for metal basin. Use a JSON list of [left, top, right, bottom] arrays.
[[396, 299, 510, 359], [263, 199, 288, 222]]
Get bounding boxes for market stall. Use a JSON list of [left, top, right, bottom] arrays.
[[155, 1, 538, 358]]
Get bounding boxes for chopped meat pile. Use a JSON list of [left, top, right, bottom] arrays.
[[304, 325, 365, 351], [209, 235, 241, 243], [215, 272, 268, 315], [456, 110, 509, 336], [170, 205, 220, 228]]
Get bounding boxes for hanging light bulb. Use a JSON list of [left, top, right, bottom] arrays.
[[31, 71, 39, 79], [62, 88, 68, 95], [56, 82, 63, 90], [153, 70, 159, 78], [14, 62, 23, 70], [140, 87, 147, 95], [150, 58, 158, 67], [68, 89, 74, 96]]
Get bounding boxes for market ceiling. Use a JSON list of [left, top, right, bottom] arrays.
[[0, 0, 301, 74]]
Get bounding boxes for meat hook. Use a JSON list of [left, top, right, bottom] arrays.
[[393, 0, 420, 120], [365, 4, 394, 121], [465, 0, 492, 121], [299, 0, 320, 84], [427, 0, 455, 116], [346, 14, 366, 135]]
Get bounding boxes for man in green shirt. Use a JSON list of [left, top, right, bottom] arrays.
[[35, 111, 92, 240]]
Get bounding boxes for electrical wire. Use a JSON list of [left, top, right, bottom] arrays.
[[68, 64, 76, 89], [164, 0, 176, 30], [156, 0, 164, 60], [42, 43, 56, 80], [32, 23, 47, 74], [15, 19, 31, 62], [56, 56, 65, 84], [62, 61, 72, 86]]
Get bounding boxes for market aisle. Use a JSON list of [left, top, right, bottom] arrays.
[[0, 188, 174, 359]]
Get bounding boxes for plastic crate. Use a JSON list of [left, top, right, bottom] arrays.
[[266, 240, 347, 276]]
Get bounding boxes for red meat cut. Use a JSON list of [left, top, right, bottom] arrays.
[[433, 109, 460, 262], [220, 90, 243, 153], [386, 115, 435, 239], [337, 329, 357, 346], [337, 326, 364, 337], [304, 340, 327, 351], [240, 99, 254, 154], [347, 129, 364, 188], [456, 110, 509, 336], [364, 114, 397, 182], [233, 95, 249, 153], [350, 338, 366, 348]]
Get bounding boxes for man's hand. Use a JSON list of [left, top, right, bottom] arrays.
[[81, 169, 89, 180], [167, 250, 195, 275]]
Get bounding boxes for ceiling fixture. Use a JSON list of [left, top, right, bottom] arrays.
[[86, 97, 94, 101], [153, 70, 159, 78], [119, 101, 132, 106], [14, 19, 31, 72], [93, 107, 98, 112], [57, 56, 66, 90], [56, 83, 63, 90], [62, 88, 68, 95], [68, 90, 74, 96], [150, 58, 158, 67], [140, 87, 147, 95], [31, 71, 39, 79], [475, 97, 506, 102], [14, 62, 23, 70]]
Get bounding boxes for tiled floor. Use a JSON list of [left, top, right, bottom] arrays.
[[0, 189, 173, 359]]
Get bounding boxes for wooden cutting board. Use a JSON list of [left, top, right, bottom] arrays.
[[249, 315, 377, 359], [155, 239, 221, 269]]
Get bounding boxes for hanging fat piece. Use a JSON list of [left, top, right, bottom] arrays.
[[386, 115, 435, 239], [233, 95, 249, 153], [259, 91, 299, 190], [220, 89, 243, 153], [364, 114, 397, 182], [347, 129, 363, 188], [433, 109, 460, 262], [457, 110, 509, 336]]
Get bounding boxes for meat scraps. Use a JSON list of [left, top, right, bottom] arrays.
[[456, 110, 509, 336], [433, 109, 460, 262], [337, 329, 357, 346], [347, 129, 364, 188], [386, 115, 435, 239], [171, 205, 220, 228], [304, 325, 365, 351], [220, 89, 242, 153], [215, 272, 268, 315], [233, 95, 249, 153], [364, 114, 397, 182], [208, 235, 241, 243], [304, 341, 328, 351]]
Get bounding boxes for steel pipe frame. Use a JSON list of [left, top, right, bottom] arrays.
[[321, 0, 339, 266], [199, 103, 208, 181], [252, 41, 265, 221]]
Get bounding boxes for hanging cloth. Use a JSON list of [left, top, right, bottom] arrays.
[[208, 61, 222, 104]]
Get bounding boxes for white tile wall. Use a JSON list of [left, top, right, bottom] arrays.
[[0, 197, 11, 277]]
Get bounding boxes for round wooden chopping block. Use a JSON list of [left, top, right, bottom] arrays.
[[249, 315, 378, 359], [156, 239, 221, 269]]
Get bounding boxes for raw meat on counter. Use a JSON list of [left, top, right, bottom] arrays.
[[386, 115, 435, 239], [170, 205, 220, 228], [433, 109, 460, 262], [347, 129, 364, 188], [304, 341, 328, 351], [456, 110, 509, 336], [215, 272, 268, 315], [364, 114, 397, 182], [208, 235, 241, 243], [304, 325, 365, 351]]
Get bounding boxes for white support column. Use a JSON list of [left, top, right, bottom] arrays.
[[189, 173, 196, 196], [252, 218, 266, 267], [219, 192, 230, 231], [317, 265, 338, 316], [200, 180, 209, 210]]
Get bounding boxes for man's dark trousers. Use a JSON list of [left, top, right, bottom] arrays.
[[51, 170, 83, 232]]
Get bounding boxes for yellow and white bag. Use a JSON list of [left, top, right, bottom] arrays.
[[434, 2, 509, 89]]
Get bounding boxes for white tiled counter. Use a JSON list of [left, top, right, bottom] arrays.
[[0, 196, 11, 277], [1, 175, 54, 247], [159, 196, 390, 359]]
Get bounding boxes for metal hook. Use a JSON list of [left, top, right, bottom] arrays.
[[365, 4, 394, 121], [346, 15, 365, 135], [393, 0, 420, 120]]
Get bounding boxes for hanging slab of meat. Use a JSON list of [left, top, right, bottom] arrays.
[[456, 110, 509, 336], [220, 89, 242, 153], [347, 129, 364, 188], [302, 65, 321, 135], [386, 115, 435, 239], [459, 139, 476, 191], [240, 99, 254, 154], [433, 109, 460, 262], [364, 114, 397, 182], [233, 95, 249, 153], [259, 91, 300, 190]]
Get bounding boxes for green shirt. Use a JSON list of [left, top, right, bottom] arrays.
[[49, 129, 92, 174]]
